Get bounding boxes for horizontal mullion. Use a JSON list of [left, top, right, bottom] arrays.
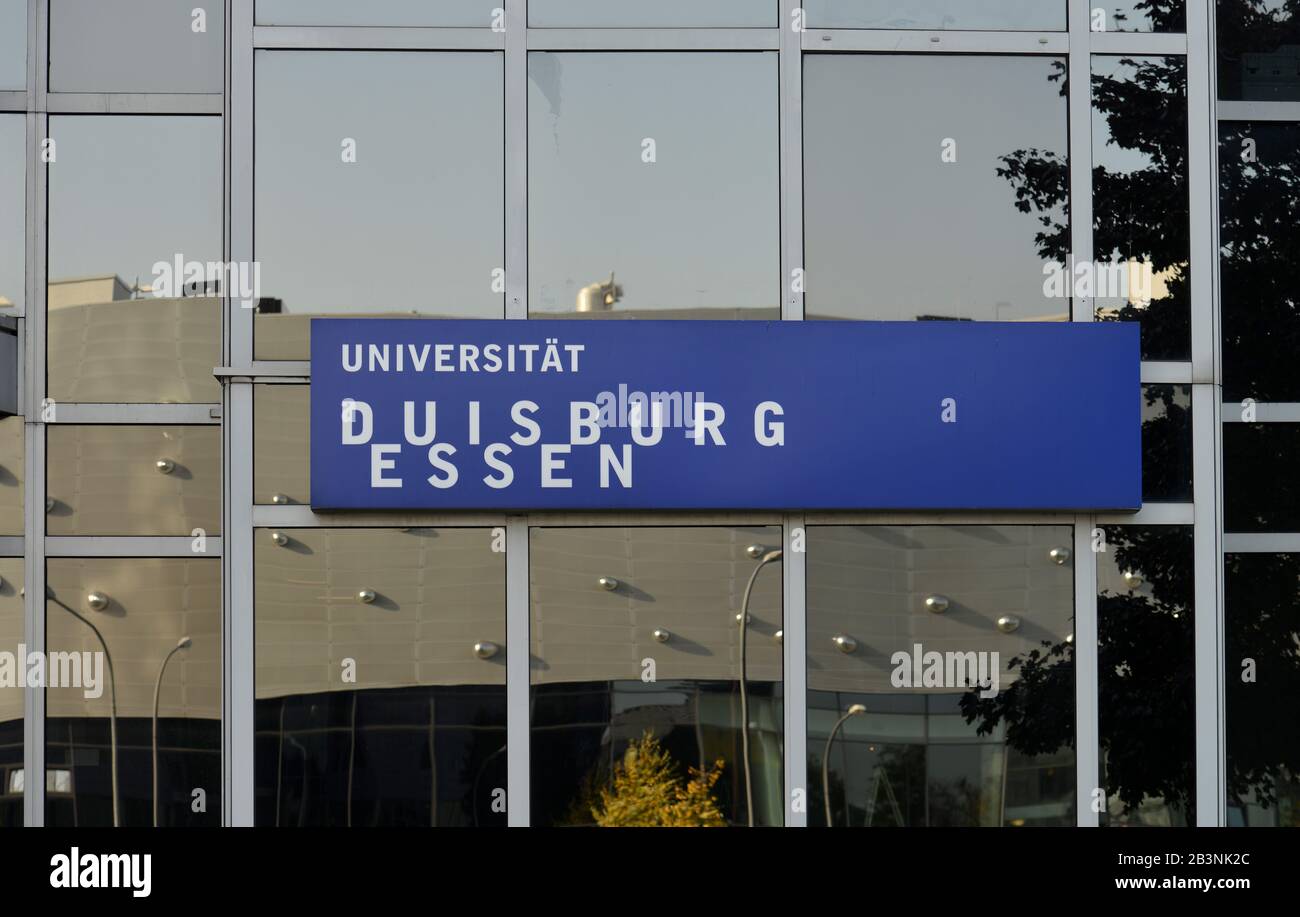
[[1140, 361, 1194, 384], [1217, 100, 1300, 122], [216, 362, 309, 380], [253, 26, 505, 50], [528, 28, 779, 50], [0, 536, 23, 556], [1096, 502, 1194, 525], [1224, 533, 1300, 553], [1087, 31, 1187, 55], [44, 93, 223, 114], [1221, 402, 1300, 422], [45, 403, 221, 424], [0, 90, 27, 112], [45, 535, 223, 557], [802, 29, 1067, 54], [253, 505, 507, 528]]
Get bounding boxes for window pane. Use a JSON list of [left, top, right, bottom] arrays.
[[0, 0, 24, 89], [1141, 384, 1192, 503], [1219, 121, 1300, 402], [0, 558, 21, 826], [255, 528, 506, 826], [0, 416, 24, 537], [1092, 56, 1190, 361], [807, 525, 1076, 827], [1094, 1, 1186, 32], [256, 0, 498, 26], [531, 526, 783, 826], [47, 426, 221, 536], [1224, 423, 1300, 532], [49, 0, 224, 93], [1218, 0, 1300, 101], [254, 385, 308, 506], [530, 0, 777, 27], [528, 53, 779, 319], [804, 0, 1066, 30], [255, 52, 503, 360], [48, 116, 222, 403], [1225, 552, 1300, 826], [0, 115, 23, 315], [1098, 525, 1194, 826], [45, 558, 221, 826], [805, 54, 1068, 321]]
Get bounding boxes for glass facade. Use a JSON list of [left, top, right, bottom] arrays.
[[0, 1, 1286, 831]]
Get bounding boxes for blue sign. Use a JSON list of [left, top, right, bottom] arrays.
[[310, 319, 1141, 511]]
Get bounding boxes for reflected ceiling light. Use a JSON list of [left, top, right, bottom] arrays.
[[996, 615, 1021, 634], [832, 634, 858, 654], [155, 458, 176, 475], [45, 497, 55, 513], [1049, 547, 1071, 565], [473, 641, 499, 660], [652, 628, 670, 644], [270, 531, 289, 547], [597, 576, 619, 592], [773, 629, 783, 645], [924, 594, 950, 614], [735, 612, 751, 624], [270, 493, 290, 505], [356, 589, 376, 604], [86, 592, 109, 612], [745, 544, 766, 559], [1122, 570, 1143, 588], [1065, 633, 1074, 644]]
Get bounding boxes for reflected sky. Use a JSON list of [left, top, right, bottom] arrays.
[[49, 0, 224, 93], [530, 0, 777, 27], [0, 0, 24, 89], [528, 52, 779, 317], [255, 51, 503, 357], [804, 54, 1068, 321], [257, 0, 497, 26], [1098, 1, 1186, 32], [804, 0, 1065, 30], [0, 116, 22, 312], [48, 116, 222, 287]]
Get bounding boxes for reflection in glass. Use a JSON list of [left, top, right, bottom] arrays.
[[807, 526, 1076, 827], [0, 0, 23, 89], [257, 0, 497, 26], [1219, 121, 1300, 402], [48, 116, 222, 403], [255, 529, 506, 826], [1224, 423, 1300, 532], [1225, 553, 1300, 826], [255, 52, 503, 359], [47, 426, 221, 536], [528, 53, 779, 319], [530, 527, 783, 826], [0, 559, 20, 826], [804, 55, 1068, 322], [530, 0, 777, 27], [0, 115, 23, 314], [1097, 526, 1194, 826], [1141, 384, 1192, 503], [254, 385, 309, 505], [1218, 0, 1300, 101], [804, 0, 1065, 30], [0, 415, 21, 538], [1095, 1, 1186, 31], [1093, 56, 1190, 361], [45, 558, 221, 826], [49, 0, 224, 93]]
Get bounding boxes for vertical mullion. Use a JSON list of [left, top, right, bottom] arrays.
[[225, 0, 255, 827], [780, 2, 802, 323], [782, 514, 806, 826], [504, 0, 529, 827], [1189, 0, 1226, 828], [21, 0, 47, 829], [1069, 1, 1100, 828]]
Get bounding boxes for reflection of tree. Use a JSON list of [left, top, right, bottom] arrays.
[[1217, 0, 1300, 101], [590, 732, 727, 827]]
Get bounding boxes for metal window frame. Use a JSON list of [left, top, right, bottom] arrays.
[[5, 0, 1234, 828]]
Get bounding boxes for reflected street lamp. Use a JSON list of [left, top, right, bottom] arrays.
[[46, 588, 120, 827], [822, 704, 867, 828], [153, 636, 192, 827], [738, 548, 781, 827]]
